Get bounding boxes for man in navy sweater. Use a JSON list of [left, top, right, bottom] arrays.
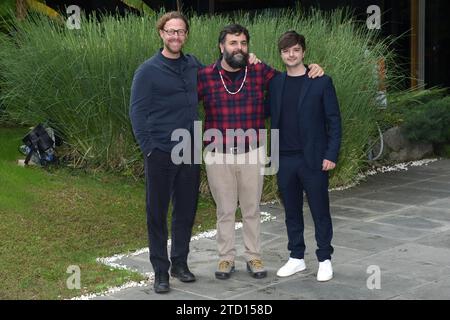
[[129, 11, 201, 294], [268, 31, 342, 282]]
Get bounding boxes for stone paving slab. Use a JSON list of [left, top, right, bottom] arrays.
[[326, 263, 427, 298], [332, 197, 406, 214], [262, 276, 396, 300], [416, 230, 450, 249], [109, 285, 211, 300], [396, 276, 450, 300], [350, 256, 450, 284], [369, 242, 450, 267], [165, 272, 262, 300], [407, 181, 450, 192], [331, 204, 398, 220], [370, 215, 447, 230], [429, 175, 450, 183], [331, 229, 406, 253], [357, 188, 450, 206], [341, 221, 432, 241], [230, 286, 303, 300], [424, 197, 450, 211]]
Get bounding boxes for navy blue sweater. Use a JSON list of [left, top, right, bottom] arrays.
[[129, 49, 203, 156]]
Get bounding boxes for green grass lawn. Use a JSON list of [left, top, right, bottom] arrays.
[[0, 127, 217, 299]]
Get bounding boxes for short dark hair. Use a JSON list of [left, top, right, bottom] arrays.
[[278, 30, 306, 52], [218, 24, 250, 45], [156, 11, 189, 33]]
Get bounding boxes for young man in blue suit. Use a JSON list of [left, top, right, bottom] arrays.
[[268, 31, 342, 281]]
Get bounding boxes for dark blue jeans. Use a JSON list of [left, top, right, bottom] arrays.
[[144, 149, 200, 274], [277, 153, 334, 262]]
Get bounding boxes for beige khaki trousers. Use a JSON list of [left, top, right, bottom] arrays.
[[205, 146, 266, 262]]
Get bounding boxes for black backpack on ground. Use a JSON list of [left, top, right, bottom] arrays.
[[22, 124, 56, 166]]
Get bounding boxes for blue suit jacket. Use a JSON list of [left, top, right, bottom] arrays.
[[268, 72, 342, 170]]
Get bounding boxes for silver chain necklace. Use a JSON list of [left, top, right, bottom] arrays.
[[218, 66, 247, 95]]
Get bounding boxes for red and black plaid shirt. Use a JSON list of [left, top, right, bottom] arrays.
[[198, 60, 277, 147]]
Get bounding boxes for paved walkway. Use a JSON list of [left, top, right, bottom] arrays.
[[95, 159, 450, 300]]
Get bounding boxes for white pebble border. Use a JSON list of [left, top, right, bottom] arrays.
[[330, 158, 438, 191], [72, 158, 438, 299], [72, 212, 275, 300]]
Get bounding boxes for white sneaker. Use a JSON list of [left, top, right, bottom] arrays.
[[317, 259, 333, 282], [276, 258, 306, 277]]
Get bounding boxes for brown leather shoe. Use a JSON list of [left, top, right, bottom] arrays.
[[247, 259, 267, 279], [215, 260, 235, 280]]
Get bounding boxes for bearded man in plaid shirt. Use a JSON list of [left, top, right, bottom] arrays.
[[198, 24, 324, 280]]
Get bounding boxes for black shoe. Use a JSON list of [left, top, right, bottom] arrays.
[[170, 263, 196, 282], [154, 272, 170, 293]]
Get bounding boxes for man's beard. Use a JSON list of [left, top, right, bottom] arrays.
[[165, 40, 183, 54], [223, 49, 249, 69]]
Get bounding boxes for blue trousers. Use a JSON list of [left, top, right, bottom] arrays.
[[277, 153, 334, 262], [144, 149, 200, 274]]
